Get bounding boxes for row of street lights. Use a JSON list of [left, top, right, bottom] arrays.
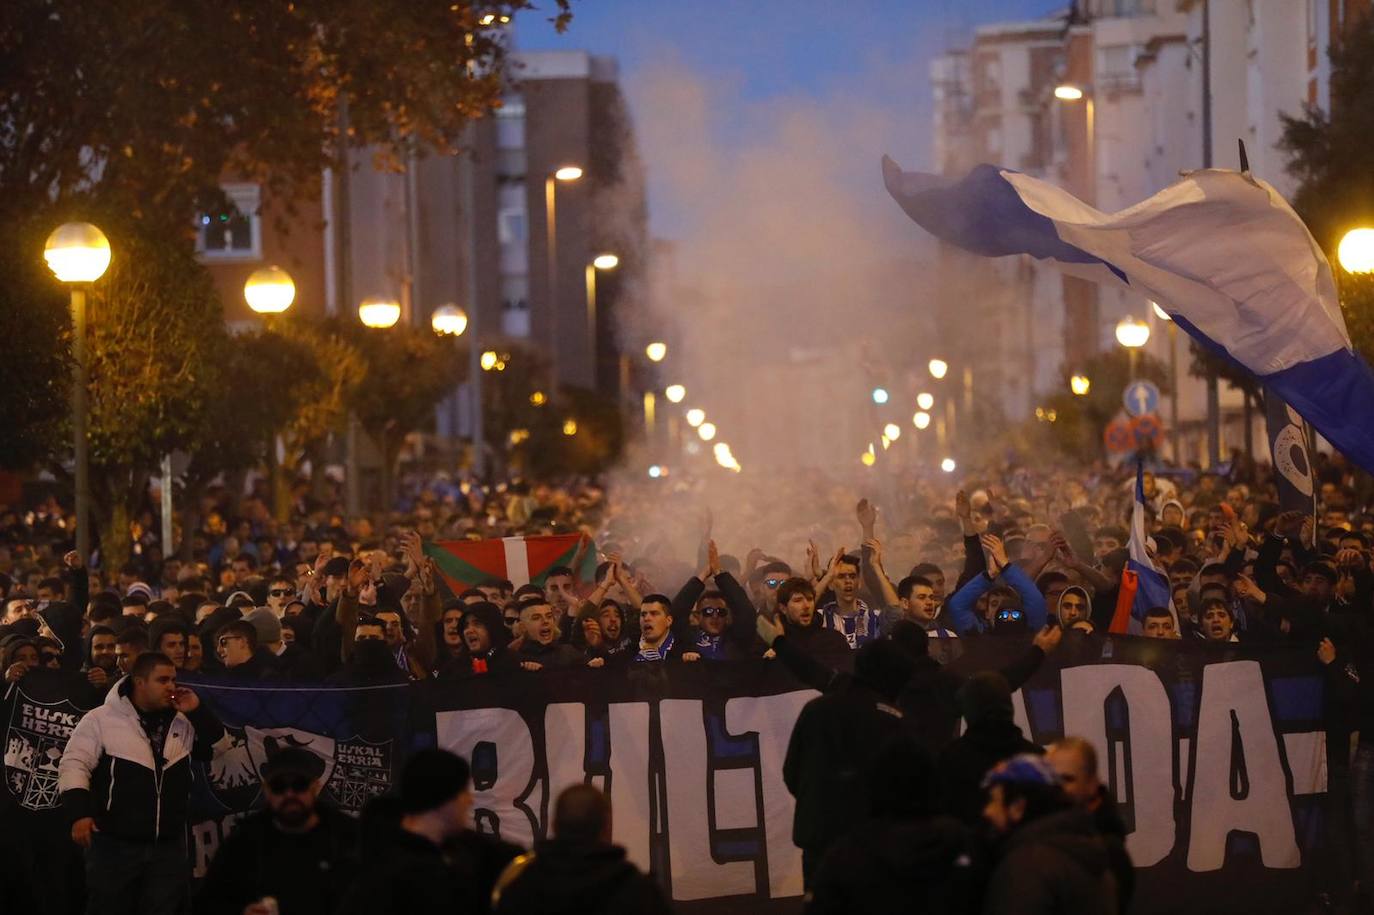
[[863, 357, 954, 472]]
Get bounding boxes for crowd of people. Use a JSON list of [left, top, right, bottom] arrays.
[[1, 448, 1372, 913]]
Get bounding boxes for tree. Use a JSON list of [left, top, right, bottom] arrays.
[[336, 320, 463, 511], [1280, 13, 1374, 362], [0, 1, 571, 236], [1035, 349, 1170, 461], [81, 220, 228, 570], [0, 223, 69, 471]]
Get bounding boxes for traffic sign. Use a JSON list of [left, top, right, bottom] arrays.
[[1122, 380, 1160, 418], [1131, 413, 1164, 450], [1104, 416, 1134, 454]]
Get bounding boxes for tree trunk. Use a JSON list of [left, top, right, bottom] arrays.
[[101, 500, 133, 576]]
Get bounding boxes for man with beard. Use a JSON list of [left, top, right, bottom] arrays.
[[84, 624, 119, 690], [755, 578, 853, 686], [196, 748, 358, 915]]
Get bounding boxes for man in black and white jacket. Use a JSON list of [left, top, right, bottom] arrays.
[[58, 650, 225, 915]]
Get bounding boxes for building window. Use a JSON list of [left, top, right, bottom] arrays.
[[197, 183, 261, 260], [496, 97, 526, 151], [501, 275, 531, 338]]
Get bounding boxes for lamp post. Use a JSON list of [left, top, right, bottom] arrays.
[[545, 165, 583, 390], [1116, 315, 1150, 379], [584, 253, 618, 388], [44, 222, 112, 563], [1054, 83, 1095, 203], [1151, 302, 1182, 462], [1070, 374, 1091, 396], [347, 296, 402, 513]]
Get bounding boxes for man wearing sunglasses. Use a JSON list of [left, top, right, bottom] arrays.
[[265, 576, 298, 618], [197, 747, 358, 915]]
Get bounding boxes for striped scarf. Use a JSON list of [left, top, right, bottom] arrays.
[[635, 632, 675, 662]]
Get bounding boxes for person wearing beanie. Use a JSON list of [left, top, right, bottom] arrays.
[[196, 746, 358, 915], [782, 639, 913, 888], [244, 606, 318, 680], [807, 735, 978, 915], [936, 671, 1043, 826], [981, 753, 1117, 915], [340, 749, 492, 915]]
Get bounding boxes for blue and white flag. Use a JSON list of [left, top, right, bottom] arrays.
[[882, 158, 1374, 474]]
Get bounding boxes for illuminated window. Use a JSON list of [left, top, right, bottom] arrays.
[[196, 183, 261, 260]]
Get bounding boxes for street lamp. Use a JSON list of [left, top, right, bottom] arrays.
[[872, 387, 889, 405], [645, 341, 667, 362], [883, 422, 901, 441], [913, 411, 931, 430], [1053, 84, 1085, 101], [664, 384, 686, 404], [686, 408, 706, 428], [916, 392, 934, 411], [480, 350, 499, 371], [941, 457, 957, 473], [431, 304, 469, 336], [697, 422, 717, 441], [1150, 302, 1182, 460], [546, 165, 583, 388], [1339, 228, 1374, 273], [243, 265, 296, 315], [1070, 374, 1091, 396], [358, 296, 401, 329], [563, 418, 578, 436], [1054, 83, 1096, 206], [928, 358, 948, 380], [44, 221, 111, 563], [1116, 315, 1150, 380], [585, 255, 619, 382]]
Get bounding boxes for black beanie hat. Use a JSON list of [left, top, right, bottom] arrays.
[[960, 671, 1014, 726], [854, 638, 917, 702], [399, 749, 471, 814]]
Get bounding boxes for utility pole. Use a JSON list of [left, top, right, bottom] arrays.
[[1202, 0, 1222, 469]]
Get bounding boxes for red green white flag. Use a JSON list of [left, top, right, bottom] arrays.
[[423, 534, 595, 591]]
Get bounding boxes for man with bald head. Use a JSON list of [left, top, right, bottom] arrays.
[[1046, 738, 1134, 913], [492, 784, 668, 914]]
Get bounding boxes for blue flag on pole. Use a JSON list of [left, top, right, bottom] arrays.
[[882, 158, 1374, 475]]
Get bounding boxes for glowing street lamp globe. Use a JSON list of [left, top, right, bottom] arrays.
[[697, 422, 717, 442], [645, 342, 667, 362], [44, 222, 111, 283], [1070, 374, 1091, 396], [941, 457, 957, 473], [554, 165, 584, 182], [913, 411, 931, 430], [358, 297, 401, 329], [1339, 228, 1374, 274], [592, 253, 620, 270], [883, 422, 901, 441], [685, 408, 706, 428], [927, 358, 948, 380], [664, 384, 686, 404], [243, 265, 296, 314], [916, 392, 934, 411], [431, 304, 469, 336], [1115, 315, 1150, 349]]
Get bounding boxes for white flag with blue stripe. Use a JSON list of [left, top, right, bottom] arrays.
[[882, 158, 1374, 474], [1127, 462, 1174, 631]]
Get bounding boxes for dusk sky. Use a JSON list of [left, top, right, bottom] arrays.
[[518, 0, 1062, 237]]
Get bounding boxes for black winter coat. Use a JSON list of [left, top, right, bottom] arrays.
[[492, 839, 669, 915], [936, 719, 1042, 825], [983, 808, 1118, 915], [807, 814, 979, 915], [339, 830, 480, 915], [195, 806, 358, 915], [782, 681, 906, 854]]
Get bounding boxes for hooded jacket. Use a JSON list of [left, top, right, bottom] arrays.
[[807, 815, 978, 915], [983, 808, 1118, 915], [492, 839, 670, 915], [57, 676, 225, 841], [936, 673, 1042, 825]]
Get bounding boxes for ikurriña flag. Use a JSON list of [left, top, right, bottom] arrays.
[[882, 156, 1374, 476], [424, 534, 596, 590]]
